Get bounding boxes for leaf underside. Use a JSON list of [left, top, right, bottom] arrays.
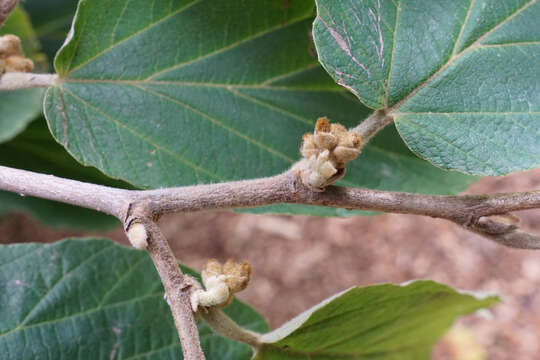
[[254, 281, 499, 359], [0, 238, 268, 359], [43, 0, 475, 218], [314, 0, 540, 176]]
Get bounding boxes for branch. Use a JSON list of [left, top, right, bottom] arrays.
[[136, 219, 205, 360], [2, 165, 540, 249], [0, 0, 17, 27], [0, 72, 57, 90], [200, 308, 261, 348], [0, 165, 129, 218]]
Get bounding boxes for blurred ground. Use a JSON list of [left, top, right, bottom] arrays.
[[2, 169, 540, 359]]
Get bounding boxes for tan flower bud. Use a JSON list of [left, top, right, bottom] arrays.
[[0, 34, 22, 57], [4, 55, 33, 72], [222, 259, 252, 293], [302, 151, 338, 189], [315, 116, 331, 132], [314, 132, 338, 150], [330, 123, 347, 135], [194, 259, 252, 310], [300, 133, 318, 158], [338, 132, 361, 148], [202, 259, 222, 281], [299, 117, 363, 189], [333, 146, 360, 163], [317, 157, 338, 179]]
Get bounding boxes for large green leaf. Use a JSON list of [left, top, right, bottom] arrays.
[[313, 0, 540, 176], [0, 8, 43, 143], [254, 281, 498, 359], [42, 0, 475, 218], [0, 238, 268, 359], [0, 119, 127, 230]]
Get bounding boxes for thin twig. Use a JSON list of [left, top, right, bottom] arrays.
[[0, 166, 129, 218], [351, 108, 394, 142], [1, 165, 540, 248], [137, 219, 205, 360], [0, 72, 58, 90], [0, 0, 18, 27], [200, 308, 261, 348]]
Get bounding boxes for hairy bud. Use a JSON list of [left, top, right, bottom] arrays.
[[299, 117, 363, 189], [0, 34, 34, 74], [191, 259, 252, 311], [0, 34, 21, 54], [3, 55, 33, 72]]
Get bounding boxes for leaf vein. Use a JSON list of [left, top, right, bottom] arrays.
[[384, 0, 400, 106], [145, 13, 314, 81], [397, 117, 498, 173], [98, 254, 148, 306], [60, 87, 222, 181], [65, 0, 201, 76], [227, 87, 313, 126], [390, 0, 537, 112], [15, 244, 114, 329], [128, 83, 296, 163], [451, 0, 475, 56]]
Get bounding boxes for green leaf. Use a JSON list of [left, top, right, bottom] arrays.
[[0, 7, 43, 143], [254, 281, 499, 359], [0, 89, 43, 143], [43, 0, 475, 218], [0, 119, 128, 230], [0, 238, 268, 359], [313, 0, 540, 176]]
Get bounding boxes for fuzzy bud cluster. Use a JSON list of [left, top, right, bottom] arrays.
[[191, 259, 252, 311], [0, 34, 33, 74], [300, 117, 362, 189]]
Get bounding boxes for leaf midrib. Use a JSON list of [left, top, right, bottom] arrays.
[[383, 0, 401, 107], [61, 78, 343, 92], [15, 244, 114, 328], [60, 87, 223, 181]]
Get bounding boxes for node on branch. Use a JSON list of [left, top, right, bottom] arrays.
[[298, 117, 362, 190]]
